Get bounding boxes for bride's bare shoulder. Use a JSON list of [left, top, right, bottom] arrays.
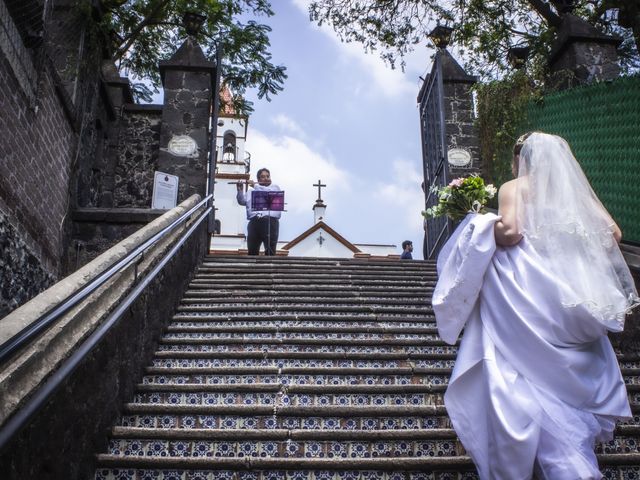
[[498, 179, 519, 199]]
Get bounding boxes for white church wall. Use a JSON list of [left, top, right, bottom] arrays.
[[355, 244, 398, 257], [286, 229, 356, 258]]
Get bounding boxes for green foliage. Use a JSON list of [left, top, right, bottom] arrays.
[[308, 0, 639, 79], [474, 70, 542, 193], [96, 0, 286, 111]]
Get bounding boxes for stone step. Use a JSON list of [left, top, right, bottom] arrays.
[[118, 412, 449, 431], [164, 326, 439, 335], [152, 350, 457, 360], [156, 345, 458, 354], [171, 314, 436, 323], [189, 279, 436, 288], [161, 333, 442, 342], [193, 274, 437, 283], [149, 359, 453, 369], [105, 436, 462, 459], [183, 290, 434, 299], [201, 258, 436, 270], [141, 372, 449, 387], [167, 320, 437, 330], [175, 305, 433, 314], [131, 391, 444, 408], [143, 366, 452, 376], [180, 297, 431, 306], [135, 384, 448, 394], [122, 404, 450, 417], [95, 468, 475, 479], [95, 456, 474, 473], [186, 284, 431, 294], [158, 337, 455, 347]]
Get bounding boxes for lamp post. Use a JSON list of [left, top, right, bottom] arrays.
[[507, 46, 530, 69], [182, 12, 206, 36], [428, 25, 453, 49], [550, 0, 575, 15]]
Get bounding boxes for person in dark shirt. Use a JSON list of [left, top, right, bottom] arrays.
[[400, 240, 413, 259]]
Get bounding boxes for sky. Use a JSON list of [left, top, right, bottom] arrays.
[[238, 0, 436, 258]]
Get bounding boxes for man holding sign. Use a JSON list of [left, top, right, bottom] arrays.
[[236, 168, 283, 255]]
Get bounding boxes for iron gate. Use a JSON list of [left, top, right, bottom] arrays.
[[418, 52, 451, 260]]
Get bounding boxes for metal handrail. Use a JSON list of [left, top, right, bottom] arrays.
[[0, 195, 212, 366], [0, 203, 213, 452]]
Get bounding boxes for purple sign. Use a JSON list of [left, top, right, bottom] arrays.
[[251, 190, 285, 211]]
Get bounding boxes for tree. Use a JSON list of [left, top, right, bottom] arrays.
[[96, 0, 286, 112], [307, 0, 640, 77]]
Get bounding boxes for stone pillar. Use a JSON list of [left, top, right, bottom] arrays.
[[440, 50, 482, 177], [101, 61, 134, 208], [158, 37, 215, 203], [548, 14, 622, 90]]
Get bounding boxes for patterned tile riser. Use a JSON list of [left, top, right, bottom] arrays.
[[107, 439, 463, 458], [132, 392, 445, 407], [95, 469, 478, 480], [150, 359, 455, 369], [119, 415, 451, 430], [162, 334, 441, 340], [170, 321, 436, 329], [173, 313, 433, 319], [156, 346, 459, 354], [142, 375, 450, 386], [602, 467, 640, 480], [597, 437, 640, 454], [623, 377, 640, 385]]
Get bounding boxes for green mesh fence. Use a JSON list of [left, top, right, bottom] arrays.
[[514, 75, 640, 244]]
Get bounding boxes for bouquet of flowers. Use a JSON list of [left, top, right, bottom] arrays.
[[423, 175, 497, 221]]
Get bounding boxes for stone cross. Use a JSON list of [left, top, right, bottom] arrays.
[[313, 179, 326, 201]]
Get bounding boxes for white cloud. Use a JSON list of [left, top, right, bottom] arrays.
[[374, 158, 425, 243], [246, 129, 350, 218], [271, 114, 307, 139]]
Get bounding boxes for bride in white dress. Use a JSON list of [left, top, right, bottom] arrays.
[[433, 132, 640, 479]]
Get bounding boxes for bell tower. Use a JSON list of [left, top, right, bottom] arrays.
[[209, 86, 251, 252]]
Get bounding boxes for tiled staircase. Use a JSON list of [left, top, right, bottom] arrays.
[[94, 256, 640, 480]]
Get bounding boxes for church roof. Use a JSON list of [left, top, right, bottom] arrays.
[[282, 221, 361, 254], [220, 83, 237, 116]]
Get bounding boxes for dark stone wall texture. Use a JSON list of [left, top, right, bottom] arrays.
[[0, 212, 55, 318]]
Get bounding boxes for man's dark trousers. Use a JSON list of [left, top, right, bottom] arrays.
[[247, 216, 279, 255]]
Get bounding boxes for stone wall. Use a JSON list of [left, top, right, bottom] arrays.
[[443, 82, 482, 177], [68, 208, 163, 270], [0, 36, 76, 278], [0, 211, 54, 318], [112, 106, 162, 208]]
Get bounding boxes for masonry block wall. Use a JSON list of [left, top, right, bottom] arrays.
[[0, 5, 76, 316], [113, 106, 163, 208], [443, 82, 482, 177]]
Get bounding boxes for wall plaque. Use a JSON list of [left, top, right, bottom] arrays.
[[447, 148, 472, 167], [168, 135, 198, 157], [152, 171, 179, 209]]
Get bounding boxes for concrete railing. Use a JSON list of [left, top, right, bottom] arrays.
[[0, 194, 211, 480]]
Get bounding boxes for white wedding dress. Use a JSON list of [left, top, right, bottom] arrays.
[[434, 213, 631, 480]]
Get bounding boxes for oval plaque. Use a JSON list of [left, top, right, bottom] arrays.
[[447, 148, 472, 167], [168, 135, 198, 157]]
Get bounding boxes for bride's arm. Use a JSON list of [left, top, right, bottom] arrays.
[[494, 180, 523, 246]]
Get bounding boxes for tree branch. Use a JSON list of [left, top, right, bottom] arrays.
[[526, 0, 562, 27], [112, 0, 171, 62]]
